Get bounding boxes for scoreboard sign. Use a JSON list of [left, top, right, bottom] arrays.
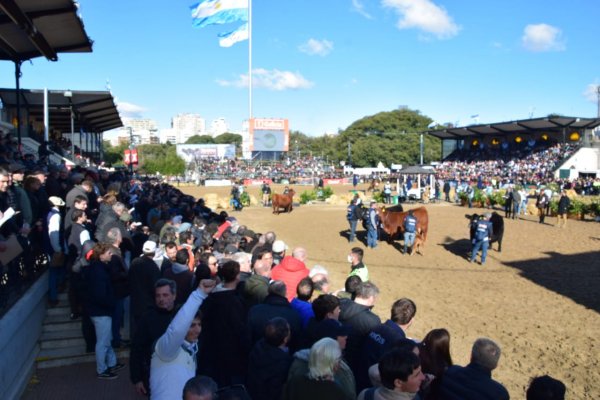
[[249, 118, 289, 152]]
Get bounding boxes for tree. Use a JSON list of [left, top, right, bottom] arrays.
[[136, 144, 186, 175], [214, 132, 242, 146], [103, 141, 128, 167], [186, 135, 215, 144]]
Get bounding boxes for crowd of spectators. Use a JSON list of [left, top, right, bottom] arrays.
[[189, 155, 343, 184], [435, 142, 579, 186], [0, 143, 569, 399]]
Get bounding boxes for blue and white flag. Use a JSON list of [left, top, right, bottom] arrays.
[[191, 0, 248, 28], [218, 23, 248, 47]]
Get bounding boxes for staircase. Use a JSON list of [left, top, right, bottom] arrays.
[[36, 293, 128, 369]]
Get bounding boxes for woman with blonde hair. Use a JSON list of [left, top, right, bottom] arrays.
[[284, 337, 348, 400]]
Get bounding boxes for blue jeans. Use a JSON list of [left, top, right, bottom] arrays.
[[404, 232, 416, 254], [348, 219, 358, 242], [91, 316, 117, 374], [470, 240, 489, 264], [367, 227, 378, 248]]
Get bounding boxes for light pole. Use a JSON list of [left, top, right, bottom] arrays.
[[64, 90, 74, 161], [128, 126, 134, 174], [597, 85, 600, 118]]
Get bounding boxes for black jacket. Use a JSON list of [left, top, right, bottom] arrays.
[[198, 288, 250, 387], [129, 256, 161, 322], [83, 260, 115, 317], [247, 339, 292, 400], [439, 363, 509, 400], [129, 306, 178, 385], [248, 293, 304, 352], [339, 298, 381, 372]]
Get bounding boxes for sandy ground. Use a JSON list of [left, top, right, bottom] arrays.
[[180, 183, 600, 400]]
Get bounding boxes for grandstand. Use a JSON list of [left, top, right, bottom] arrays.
[[427, 116, 600, 183]]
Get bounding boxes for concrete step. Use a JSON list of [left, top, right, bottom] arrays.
[[40, 337, 86, 350], [40, 328, 83, 342], [44, 313, 76, 324], [45, 304, 72, 317], [36, 346, 129, 369], [42, 320, 80, 333]]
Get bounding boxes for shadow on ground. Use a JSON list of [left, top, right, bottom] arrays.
[[504, 250, 600, 313]]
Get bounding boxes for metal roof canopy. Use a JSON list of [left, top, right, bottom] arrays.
[[0, 0, 93, 145], [426, 116, 600, 140], [0, 88, 122, 132], [0, 0, 92, 62]]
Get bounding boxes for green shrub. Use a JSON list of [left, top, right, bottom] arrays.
[[569, 199, 587, 217], [372, 191, 385, 203], [549, 199, 558, 215], [240, 191, 250, 207], [488, 191, 505, 207], [473, 188, 486, 204], [300, 190, 317, 204], [321, 186, 334, 199]]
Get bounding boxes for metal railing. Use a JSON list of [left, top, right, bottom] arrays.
[[0, 245, 48, 318]]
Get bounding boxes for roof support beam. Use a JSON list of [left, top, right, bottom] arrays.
[[0, 0, 58, 60]]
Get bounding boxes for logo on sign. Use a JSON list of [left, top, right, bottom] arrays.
[[254, 119, 285, 130]]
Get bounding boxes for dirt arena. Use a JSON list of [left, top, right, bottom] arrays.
[[181, 183, 600, 399]]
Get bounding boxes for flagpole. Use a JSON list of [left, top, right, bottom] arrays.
[[248, 0, 253, 122]]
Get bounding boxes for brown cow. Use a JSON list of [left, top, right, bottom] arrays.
[[272, 189, 296, 215], [377, 206, 429, 254]]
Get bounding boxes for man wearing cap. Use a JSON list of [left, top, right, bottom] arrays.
[[9, 162, 32, 226], [129, 241, 161, 337], [47, 196, 67, 306], [271, 247, 310, 302], [470, 213, 493, 265], [271, 239, 287, 266]]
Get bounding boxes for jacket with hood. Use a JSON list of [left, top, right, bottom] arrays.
[[247, 338, 292, 400], [271, 255, 309, 301], [339, 297, 381, 373]]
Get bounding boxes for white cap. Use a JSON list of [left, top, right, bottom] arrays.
[[142, 241, 157, 253], [272, 240, 288, 253], [49, 196, 66, 207]]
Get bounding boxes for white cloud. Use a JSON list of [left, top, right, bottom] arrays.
[[217, 68, 314, 91], [522, 23, 565, 52], [116, 101, 146, 118], [583, 82, 600, 102], [382, 0, 460, 39], [351, 0, 373, 19], [298, 39, 334, 56]]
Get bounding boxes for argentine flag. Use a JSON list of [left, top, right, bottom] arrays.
[[191, 0, 248, 28], [218, 23, 248, 47]]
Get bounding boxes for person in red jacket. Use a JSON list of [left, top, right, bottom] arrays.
[[271, 247, 309, 302]]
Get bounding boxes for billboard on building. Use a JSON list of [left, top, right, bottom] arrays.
[[249, 118, 289, 152], [176, 144, 236, 161]]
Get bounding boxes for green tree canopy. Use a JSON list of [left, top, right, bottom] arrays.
[[186, 135, 215, 144], [214, 132, 242, 146]]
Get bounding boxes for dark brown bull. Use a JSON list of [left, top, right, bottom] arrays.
[[377, 206, 429, 254], [272, 189, 296, 215]]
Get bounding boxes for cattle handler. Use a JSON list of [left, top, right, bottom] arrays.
[[470, 212, 493, 265]]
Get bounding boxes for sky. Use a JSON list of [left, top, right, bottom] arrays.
[[1, 0, 599, 136]]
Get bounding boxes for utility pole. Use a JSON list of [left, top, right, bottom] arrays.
[[129, 126, 134, 174]]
